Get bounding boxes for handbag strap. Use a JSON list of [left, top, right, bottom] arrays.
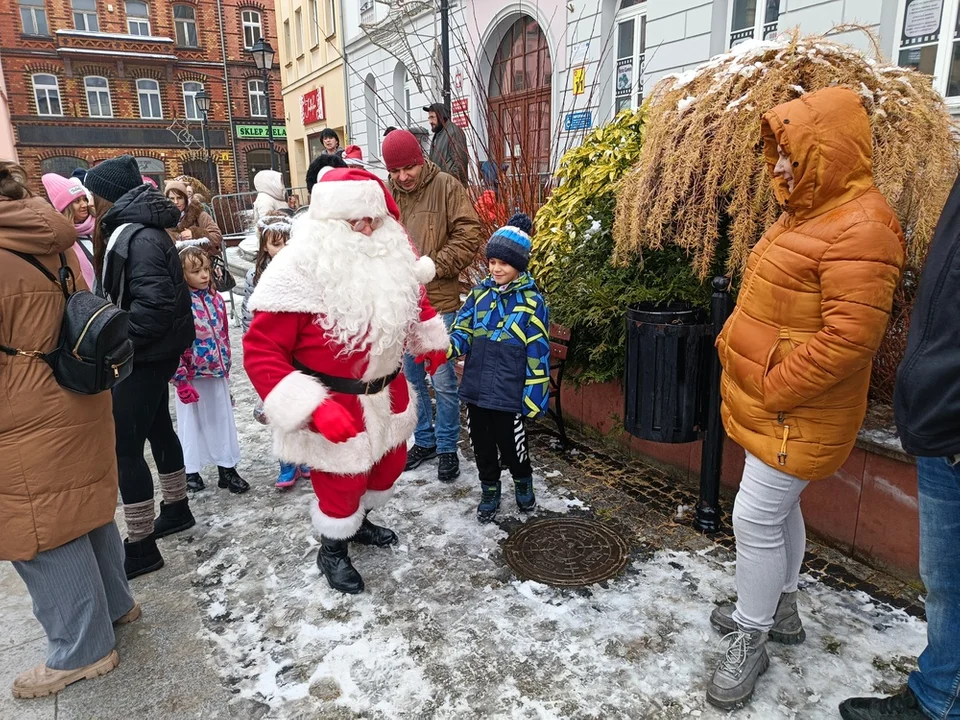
[[0, 249, 73, 357]]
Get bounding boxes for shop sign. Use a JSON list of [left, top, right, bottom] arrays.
[[236, 125, 287, 140], [903, 0, 943, 39], [563, 111, 592, 132], [451, 98, 469, 129], [570, 41, 590, 67], [301, 87, 325, 125]]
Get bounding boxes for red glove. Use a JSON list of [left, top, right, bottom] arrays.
[[416, 350, 449, 376], [176, 382, 199, 405], [310, 401, 362, 443]]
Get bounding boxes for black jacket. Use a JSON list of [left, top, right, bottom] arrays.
[[894, 174, 960, 457], [100, 185, 195, 364], [426, 103, 469, 185]]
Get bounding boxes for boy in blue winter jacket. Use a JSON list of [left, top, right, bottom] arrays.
[[448, 214, 551, 522]]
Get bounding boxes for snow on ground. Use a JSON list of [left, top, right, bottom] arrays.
[[185, 318, 927, 719]]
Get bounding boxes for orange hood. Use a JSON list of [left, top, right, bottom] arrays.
[[761, 86, 874, 220]]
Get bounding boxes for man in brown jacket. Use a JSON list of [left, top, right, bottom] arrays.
[[382, 129, 483, 483]]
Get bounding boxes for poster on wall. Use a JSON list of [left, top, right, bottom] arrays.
[[902, 0, 943, 43], [616, 59, 633, 97], [570, 41, 590, 68], [301, 88, 326, 126], [451, 98, 470, 129]]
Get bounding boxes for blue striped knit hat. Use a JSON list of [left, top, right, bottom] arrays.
[[485, 213, 533, 272]]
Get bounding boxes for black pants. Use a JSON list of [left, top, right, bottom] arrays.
[[466, 404, 532, 485], [112, 358, 184, 505]]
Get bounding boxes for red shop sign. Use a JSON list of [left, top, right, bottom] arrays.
[[301, 87, 326, 125]]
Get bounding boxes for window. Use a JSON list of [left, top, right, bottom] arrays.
[[174, 4, 198, 47], [85, 76, 112, 117], [242, 9, 262, 49], [614, 1, 646, 113], [896, 0, 960, 100], [41, 157, 88, 177], [393, 63, 409, 124], [19, 0, 49, 36], [137, 78, 163, 118], [126, 0, 150, 35], [729, 0, 780, 47], [309, 0, 319, 45], [183, 81, 203, 120], [72, 0, 99, 31], [325, 0, 336, 36], [248, 78, 267, 117], [283, 20, 292, 61], [294, 8, 303, 55], [33, 74, 61, 116]]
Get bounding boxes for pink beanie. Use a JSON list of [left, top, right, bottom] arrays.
[[142, 175, 158, 188], [41, 173, 88, 213]]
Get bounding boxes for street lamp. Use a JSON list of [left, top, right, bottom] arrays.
[[195, 88, 218, 195], [249, 37, 277, 171]]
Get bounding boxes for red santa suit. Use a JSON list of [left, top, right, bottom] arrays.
[[243, 167, 449, 541]]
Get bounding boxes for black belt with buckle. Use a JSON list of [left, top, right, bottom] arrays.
[[293, 359, 399, 395]]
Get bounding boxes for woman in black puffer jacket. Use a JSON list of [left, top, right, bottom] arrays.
[[85, 155, 196, 580]]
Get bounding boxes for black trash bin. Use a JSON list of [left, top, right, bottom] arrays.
[[624, 303, 709, 444]]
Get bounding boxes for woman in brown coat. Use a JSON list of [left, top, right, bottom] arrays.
[[0, 162, 139, 699], [164, 179, 222, 254]]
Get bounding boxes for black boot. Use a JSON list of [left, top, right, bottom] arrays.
[[124, 536, 164, 580], [186, 472, 205, 491], [153, 498, 196, 539], [218, 466, 250, 494], [353, 515, 398, 547], [839, 689, 927, 719], [317, 537, 364, 594], [438, 453, 460, 483]]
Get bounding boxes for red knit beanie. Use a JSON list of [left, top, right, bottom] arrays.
[[381, 129, 425, 172]]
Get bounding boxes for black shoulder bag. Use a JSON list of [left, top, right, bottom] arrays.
[[0, 251, 134, 394]]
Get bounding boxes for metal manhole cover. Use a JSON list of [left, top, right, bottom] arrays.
[[503, 518, 630, 587]]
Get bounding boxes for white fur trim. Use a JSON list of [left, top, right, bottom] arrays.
[[362, 487, 396, 510], [407, 315, 450, 356], [415, 256, 436, 284], [274, 381, 417, 475], [309, 179, 387, 221], [263, 371, 329, 433], [310, 500, 364, 540]]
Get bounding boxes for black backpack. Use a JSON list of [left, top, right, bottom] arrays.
[[0, 250, 134, 394]]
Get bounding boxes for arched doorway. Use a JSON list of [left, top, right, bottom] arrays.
[[246, 149, 289, 192], [487, 15, 552, 205]]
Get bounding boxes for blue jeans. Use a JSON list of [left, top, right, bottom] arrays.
[[909, 456, 960, 719], [403, 312, 460, 454]]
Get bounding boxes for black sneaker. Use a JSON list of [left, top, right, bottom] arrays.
[[839, 688, 927, 719], [404, 445, 437, 471], [477, 482, 501, 523], [186, 473, 205, 491], [438, 453, 460, 483]]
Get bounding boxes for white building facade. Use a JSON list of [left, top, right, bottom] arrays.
[[340, 0, 957, 187]]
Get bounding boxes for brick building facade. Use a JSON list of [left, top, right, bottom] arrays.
[[1, 0, 288, 195]]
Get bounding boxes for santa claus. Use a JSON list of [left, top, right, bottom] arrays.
[[243, 167, 449, 594]]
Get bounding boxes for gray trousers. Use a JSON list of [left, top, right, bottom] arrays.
[[731, 452, 809, 632], [12, 521, 135, 670]]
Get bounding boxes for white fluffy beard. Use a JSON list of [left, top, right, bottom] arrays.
[[305, 217, 420, 358]]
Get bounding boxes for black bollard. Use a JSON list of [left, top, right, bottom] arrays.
[[693, 276, 734, 534]]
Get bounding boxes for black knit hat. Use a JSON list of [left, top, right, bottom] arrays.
[[84, 155, 145, 203]]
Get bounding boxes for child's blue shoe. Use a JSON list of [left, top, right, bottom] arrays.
[[297, 465, 311, 481], [477, 482, 501, 523], [276, 462, 298, 490], [514, 477, 536, 512]]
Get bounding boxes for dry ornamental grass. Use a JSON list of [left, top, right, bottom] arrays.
[[613, 28, 960, 403]]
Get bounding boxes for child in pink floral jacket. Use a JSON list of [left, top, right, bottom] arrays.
[[172, 246, 249, 495]]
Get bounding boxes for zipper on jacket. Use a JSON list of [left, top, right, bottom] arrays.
[[777, 411, 790, 466]]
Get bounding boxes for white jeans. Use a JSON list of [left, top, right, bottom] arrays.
[[731, 451, 809, 632]]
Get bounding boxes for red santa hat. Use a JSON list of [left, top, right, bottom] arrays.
[[310, 167, 435, 284]]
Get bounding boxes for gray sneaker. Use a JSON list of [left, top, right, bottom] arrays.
[[710, 591, 806, 645], [706, 627, 770, 710]]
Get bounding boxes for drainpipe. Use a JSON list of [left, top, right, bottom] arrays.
[[216, 0, 241, 191], [339, 0, 352, 141], [0, 51, 17, 163]]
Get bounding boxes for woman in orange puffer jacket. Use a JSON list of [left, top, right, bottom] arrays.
[[706, 87, 905, 710]]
